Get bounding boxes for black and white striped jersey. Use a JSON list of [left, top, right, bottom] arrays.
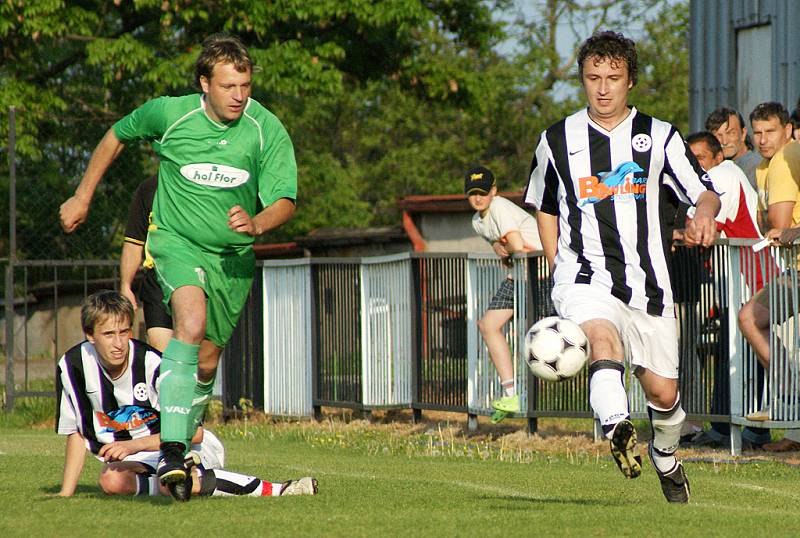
[[55, 339, 161, 454], [525, 107, 716, 316]]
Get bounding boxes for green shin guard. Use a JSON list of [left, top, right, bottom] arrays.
[[159, 339, 200, 450]]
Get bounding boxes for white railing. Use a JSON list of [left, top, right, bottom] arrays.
[[262, 259, 313, 417]]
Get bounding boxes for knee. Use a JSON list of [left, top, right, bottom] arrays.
[[98, 468, 136, 496], [174, 316, 206, 343], [648, 388, 679, 410], [738, 303, 753, 331], [477, 316, 499, 336]]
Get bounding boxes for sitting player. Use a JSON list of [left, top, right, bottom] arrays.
[[465, 166, 542, 422], [56, 290, 317, 501]]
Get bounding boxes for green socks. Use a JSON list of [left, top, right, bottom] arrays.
[[159, 338, 199, 451], [189, 378, 215, 435]]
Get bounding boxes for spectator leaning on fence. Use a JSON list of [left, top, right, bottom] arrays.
[[526, 30, 719, 503], [680, 131, 770, 450], [465, 165, 542, 423], [705, 107, 761, 194], [120, 176, 173, 352], [737, 102, 800, 449], [56, 290, 317, 500], [58, 33, 298, 500]]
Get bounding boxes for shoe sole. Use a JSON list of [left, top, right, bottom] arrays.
[[610, 420, 642, 479], [491, 401, 519, 413], [158, 468, 187, 486]]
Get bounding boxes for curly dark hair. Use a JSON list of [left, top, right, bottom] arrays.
[[577, 31, 638, 86], [195, 33, 254, 88]]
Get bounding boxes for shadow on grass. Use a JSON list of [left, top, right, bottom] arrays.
[[39, 484, 175, 504]]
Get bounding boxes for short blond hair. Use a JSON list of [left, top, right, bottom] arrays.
[[81, 290, 134, 335]]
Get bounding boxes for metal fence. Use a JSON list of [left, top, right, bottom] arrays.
[[728, 240, 799, 437], [6, 243, 800, 445]]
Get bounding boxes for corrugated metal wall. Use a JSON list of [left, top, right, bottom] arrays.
[[689, 0, 800, 131]]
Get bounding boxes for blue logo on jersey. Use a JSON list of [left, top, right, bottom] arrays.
[[578, 161, 646, 206], [96, 405, 158, 433]]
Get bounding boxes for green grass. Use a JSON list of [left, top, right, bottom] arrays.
[[1, 420, 800, 537]]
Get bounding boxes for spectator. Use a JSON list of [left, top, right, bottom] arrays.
[[465, 166, 542, 423], [680, 131, 770, 450], [706, 107, 761, 193], [738, 102, 800, 451], [790, 108, 800, 142]]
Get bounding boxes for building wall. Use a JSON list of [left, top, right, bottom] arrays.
[[689, 0, 800, 131], [418, 213, 494, 253]]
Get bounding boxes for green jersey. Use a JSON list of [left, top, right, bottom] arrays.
[[113, 94, 297, 254]]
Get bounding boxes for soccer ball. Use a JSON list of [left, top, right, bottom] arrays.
[[524, 316, 590, 382]]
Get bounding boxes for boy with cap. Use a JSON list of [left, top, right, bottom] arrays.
[[465, 166, 542, 422]]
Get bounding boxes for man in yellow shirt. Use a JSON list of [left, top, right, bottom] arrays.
[[752, 102, 800, 231], [738, 102, 800, 448]]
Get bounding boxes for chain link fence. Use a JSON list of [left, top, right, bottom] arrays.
[[2, 107, 157, 264], [3, 106, 157, 407]]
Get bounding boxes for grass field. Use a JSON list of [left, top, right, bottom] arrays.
[[2, 412, 800, 537]]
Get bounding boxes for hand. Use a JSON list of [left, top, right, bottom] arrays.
[[227, 205, 262, 236], [491, 241, 509, 258], [120, 285, 139, 310], [59, 195, 90, 233], [97, 440, 137, 462], [684, 215, 717, 248], [778, 227, 800, 245]]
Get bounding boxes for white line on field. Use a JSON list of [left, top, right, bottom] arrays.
[[732, 482, 800, 500], [280, 465, 541, 499]]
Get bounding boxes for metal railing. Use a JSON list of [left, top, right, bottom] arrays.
[[7, 243, 800, 446], [728, 240, 798, 440]]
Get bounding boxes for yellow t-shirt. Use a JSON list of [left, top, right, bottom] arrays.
[[755, 139, 800, 226]]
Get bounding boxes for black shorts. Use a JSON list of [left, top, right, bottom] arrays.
[[140, 270, 173, 330]]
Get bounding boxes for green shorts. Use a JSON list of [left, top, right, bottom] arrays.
[[145, 228, 255, 347]]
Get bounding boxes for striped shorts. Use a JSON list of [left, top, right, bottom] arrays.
[[488, 278, 515, 310]]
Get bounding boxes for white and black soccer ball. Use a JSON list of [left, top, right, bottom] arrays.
[[524, 316, 590, 382]]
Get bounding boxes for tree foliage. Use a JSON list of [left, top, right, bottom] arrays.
[[0, 0, 688, 259]]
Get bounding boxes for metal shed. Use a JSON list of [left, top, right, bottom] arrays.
[[690, 0, 800, 131]]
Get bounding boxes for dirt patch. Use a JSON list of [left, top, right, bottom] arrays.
[[213, 407, 800, 465]]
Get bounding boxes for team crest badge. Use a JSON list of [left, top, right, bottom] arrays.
[[631, 133, 652, 152], [133, 382, 149, 401]]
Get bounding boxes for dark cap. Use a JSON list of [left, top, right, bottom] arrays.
[[464, 166, 496, 195]]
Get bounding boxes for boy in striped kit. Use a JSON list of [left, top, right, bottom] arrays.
[[526, 31, 720, 503], [56, 290, 317, 500]]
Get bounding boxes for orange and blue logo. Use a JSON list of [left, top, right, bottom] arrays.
[[96, 405, 158, 434], [578, 162, 646, 206]]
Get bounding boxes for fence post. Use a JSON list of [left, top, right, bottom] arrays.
[[4, 106, 16, 411]]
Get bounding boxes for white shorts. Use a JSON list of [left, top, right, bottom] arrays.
[[92, 429, 226, 472], [552, 283, 679, 379]]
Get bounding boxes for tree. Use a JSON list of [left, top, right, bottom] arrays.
[[0, 0, 687, 260]]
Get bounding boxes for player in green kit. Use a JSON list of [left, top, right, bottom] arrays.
[[60, 34, 297, 501]]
